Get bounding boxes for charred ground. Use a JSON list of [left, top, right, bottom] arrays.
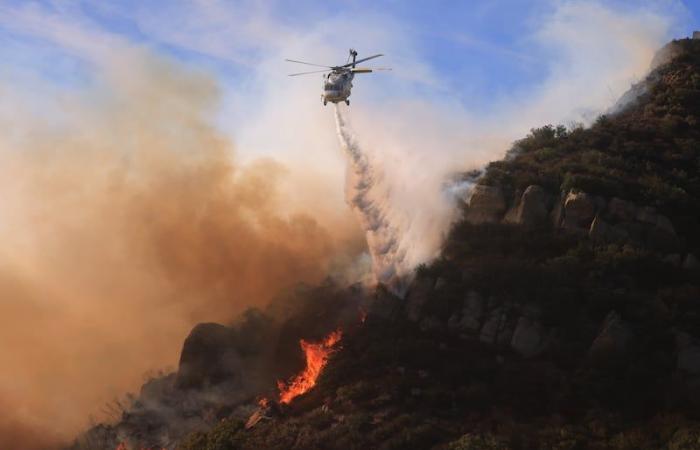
[[72, 37, 700, 450]]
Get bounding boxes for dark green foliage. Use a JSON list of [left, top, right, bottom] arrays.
[[481, 40, 700, 253]]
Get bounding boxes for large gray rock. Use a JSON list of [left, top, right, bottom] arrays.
[[655, 215, 676, 234], [607, 197, 637, 222], [589, 311, 634, 363], [448, 291, 484, 334], [510, 316, 546, 358], [464, 185, 507, 224], [550, 193, 565, 227], [589, 215, 629, 243], [479, 307, 509, 344], [562, 191, 596, 230], [175, 323, 239, 390], [636, 206, 676, 234], [683, 254, 700, 271], [505, 185, 550, 226]]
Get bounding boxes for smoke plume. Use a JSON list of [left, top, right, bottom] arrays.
[[0, 51, 362, 449]]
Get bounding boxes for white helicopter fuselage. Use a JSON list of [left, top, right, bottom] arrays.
[[286, 49, 385, 106], [322, 71, 354, 105]]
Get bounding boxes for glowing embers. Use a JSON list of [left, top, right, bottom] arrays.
[[277, 329, 342, 404]]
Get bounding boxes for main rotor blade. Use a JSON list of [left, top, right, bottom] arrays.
[[285, 58, 333, 68], [351, 67, 392, 73], [288, 69, 329, 77], [341, 53, 383, 68]]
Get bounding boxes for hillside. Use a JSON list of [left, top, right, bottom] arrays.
[[72, 37, 700, 450]]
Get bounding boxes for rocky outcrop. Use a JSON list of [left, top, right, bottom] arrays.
[[463, 182, 686, 254], [175, 323, 238, 390], [510, 317, 547, 358], [479, 307, 514, 345], [683, 253, 700, 271], [562, 191, 597, 230], [463, 185, 507, 224], [607, 197, 636, 222], [447, 290, 484, 334], [588, 216, 629, 243], [589, 311, 634, 365], [504, 185, 550, 226], [636, 206, 676, 234]]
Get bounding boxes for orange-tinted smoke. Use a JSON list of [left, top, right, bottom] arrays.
[[0, 51, 363, 448]]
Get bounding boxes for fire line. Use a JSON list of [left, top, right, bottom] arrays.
[[277, 329, 342, 404]]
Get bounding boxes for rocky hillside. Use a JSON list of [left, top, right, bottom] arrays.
[[71, 37, 700, 450]]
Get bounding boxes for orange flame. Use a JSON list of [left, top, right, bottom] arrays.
[[277, 329, 342, 404], [115, 442, 165, 450]]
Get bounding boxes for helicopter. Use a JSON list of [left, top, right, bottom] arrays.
[[286, 49, 390, 105]]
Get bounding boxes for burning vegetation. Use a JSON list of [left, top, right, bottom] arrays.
[[277, 329, 343, 404]]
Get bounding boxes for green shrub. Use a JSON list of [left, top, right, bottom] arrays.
[[447, 433, 510, 450]]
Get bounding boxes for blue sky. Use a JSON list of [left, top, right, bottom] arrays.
[[2, 0, 698, 111], [1, 0, 699, 176]]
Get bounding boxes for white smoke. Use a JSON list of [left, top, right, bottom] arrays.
[[334, 105, 468, 295]]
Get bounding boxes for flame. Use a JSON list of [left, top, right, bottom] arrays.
[[277, 329, 342, 404], [115, 442, 165, 450]]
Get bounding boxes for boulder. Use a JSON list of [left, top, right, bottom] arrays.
[[589, 215, 629, 243], [175, 323, 239, 390], [463, 185, 507, 224], [479, 308, 508, 344], [683, 254, 700, 271], [589, 311, 634, 363], [510, 317, 547, 358], [636, 206, 658, 224], [607, 197, 637, 222], [496, 321, 515, 346], [550, 193, 565, 227], [562, 191, 596, 230], [448, 291, 484, 334], [656, 215, 676, 234], [505, 185, 550, 226], [636, 206, 676, 234]]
